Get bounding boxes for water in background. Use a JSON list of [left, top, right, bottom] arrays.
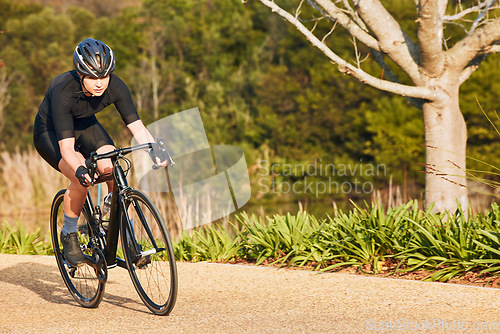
[[1, 194, 349, 239], [2, 182, 497, 240]]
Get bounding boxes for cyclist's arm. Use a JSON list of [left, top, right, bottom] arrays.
[[111, 75, 168, 166], [59, 137, 92, 183], [127, 120, 169, 167], [127, 119, 155, 145], [110, 74, 141, 126], [110, 76, 158, 147]]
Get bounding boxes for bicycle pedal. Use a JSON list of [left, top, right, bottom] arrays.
[[135, 255, 151, 269]]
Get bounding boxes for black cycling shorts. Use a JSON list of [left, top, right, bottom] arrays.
[[34, 121, 114, 171]]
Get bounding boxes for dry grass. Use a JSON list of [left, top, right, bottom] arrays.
[[0, 149, 187, 238], [0, 149, 66, 227], [146, 192, 184, 239]]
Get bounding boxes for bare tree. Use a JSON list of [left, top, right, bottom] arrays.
[[251, 0, 500, 211]]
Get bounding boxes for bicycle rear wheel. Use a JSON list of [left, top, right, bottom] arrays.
[[121, 189, 178, 315], [50, 189, 106, 308]]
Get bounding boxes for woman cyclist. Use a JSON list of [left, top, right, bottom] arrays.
[[33, 38, 165, 267]]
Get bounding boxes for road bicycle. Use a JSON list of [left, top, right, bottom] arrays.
[[50, 139, 178, 315]]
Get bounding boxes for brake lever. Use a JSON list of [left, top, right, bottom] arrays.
[[90, 162, 97, 186], [152, 157, 175, 170], [151, 138, 175, 170], [166, 150, 175, 168], [85, 151, 98, 186]]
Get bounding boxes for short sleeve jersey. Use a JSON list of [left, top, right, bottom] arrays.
[[36, 70, 140, 140]]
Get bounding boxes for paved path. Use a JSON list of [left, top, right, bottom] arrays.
[[0, 254, 499, 333]]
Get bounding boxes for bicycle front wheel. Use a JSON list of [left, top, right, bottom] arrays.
[[50, 189, 106, 308], [121, 189, 178, 315]]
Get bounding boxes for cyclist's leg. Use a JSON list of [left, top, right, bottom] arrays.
[[76, 122, 115, 194], [34, 128, 89, 218], [96, 145, 115, 193], [33, 130, 62, 171], [34, 130, 88, 265], [58, 155, 88, 218], [58, 154, 88, 266]]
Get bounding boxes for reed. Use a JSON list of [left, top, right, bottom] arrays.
[[0, 149, 66, 221], [0, 149, 186, 235]]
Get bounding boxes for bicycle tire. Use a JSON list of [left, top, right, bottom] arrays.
[[50, 189, 106, 308], [120, 189, 178, 315]]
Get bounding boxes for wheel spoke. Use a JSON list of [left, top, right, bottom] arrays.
[[50, 190, 106, 308], [121, 189, 177, 315]]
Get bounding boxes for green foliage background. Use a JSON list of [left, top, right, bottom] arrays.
[[1, 0, 500, 208]]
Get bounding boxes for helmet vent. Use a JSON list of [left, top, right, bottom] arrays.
[[83, 47, 92, 58], [95, 54, 101, 68]]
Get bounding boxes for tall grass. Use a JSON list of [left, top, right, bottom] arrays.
[[0, 149, 66, 217], [0, 149, 186, 235]]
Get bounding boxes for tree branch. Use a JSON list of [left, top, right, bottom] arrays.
[[457, 40, 500, 84], [417, 0, 447, 77], [467, 0, 496, 36], [447, 16, 500, 71], [351, 0, 421, 82], [444, 0, 495, 21], [258, 0, 445, 102], [310, 0, 422, 107], [485, 44, 500, 53], [458, 54, 487, 85], [370, 50, 425, 109], [309, 0, 381, 51]]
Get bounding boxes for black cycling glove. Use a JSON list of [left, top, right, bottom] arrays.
[[148, 142, 168, 165], [75, 165, 90, 187]]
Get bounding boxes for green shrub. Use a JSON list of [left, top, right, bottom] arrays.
[[4, 201, 500, 284], [0, 222, 51, 255]]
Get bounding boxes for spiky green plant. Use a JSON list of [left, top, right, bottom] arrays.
[[237, 211, 320, 265], [0, 222, 50, 255], [174, 223, 241, 262], [4, 202, 500, 285]]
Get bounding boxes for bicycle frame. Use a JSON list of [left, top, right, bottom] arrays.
[[80, 160, 125, 268], [80, 141, 174, 269], [51, 138, 177, 315]]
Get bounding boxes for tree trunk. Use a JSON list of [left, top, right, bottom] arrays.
[[0, 68, 13, 136], [422, 77, 467, 212], [150, 34, 159, 121]]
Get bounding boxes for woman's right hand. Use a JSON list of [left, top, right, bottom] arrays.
[[75, 165, 92, 187], [59, 138, 93, 185]]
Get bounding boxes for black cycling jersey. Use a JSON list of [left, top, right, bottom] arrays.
[[33, 70, 140, 171], [34, 70, 140, 140]]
